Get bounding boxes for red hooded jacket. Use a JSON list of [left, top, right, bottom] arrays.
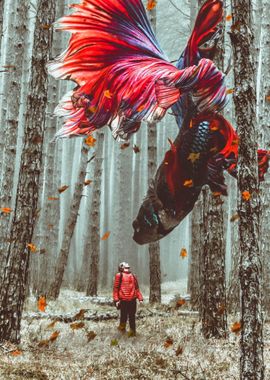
[[113, 270, 143, 302]]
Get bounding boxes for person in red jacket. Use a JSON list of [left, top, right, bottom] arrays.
[[113, 262, 143, 336]]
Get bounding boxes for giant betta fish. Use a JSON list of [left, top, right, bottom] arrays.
[[132, 0, 270, 245], [48, 0, 227, 141]]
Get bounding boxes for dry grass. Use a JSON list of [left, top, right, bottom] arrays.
[[0, 290, 269, 379]]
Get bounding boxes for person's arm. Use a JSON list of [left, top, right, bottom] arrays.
[[113, 273, 121, 302], [134, 275, 143, 301]]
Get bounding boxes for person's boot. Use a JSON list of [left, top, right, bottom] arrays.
[[128, 329, 136, 337], [117, 323, 126, 333]]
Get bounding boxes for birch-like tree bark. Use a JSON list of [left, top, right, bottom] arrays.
[[199, 0, 227, 338], [0, 0, 29, 278], [48, 144, 89, 300], [0, 0, 56, 344], [86, 132, 104, 296], [259, 0, 270, 315], [147, 3, 161, 304], [231, 0, 264, 378]]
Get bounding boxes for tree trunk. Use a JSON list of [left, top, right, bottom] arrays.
[[201, 188, 227, 338], [86, 132, 104, 296], [231, 0, 264, 378], [147, 4, 161, 305], [259, 0, 270, 316], [0, 0, 56, 344], [48, 144, 89, 300], [188, 196, 203, 310], [0, 0, 29, 279]]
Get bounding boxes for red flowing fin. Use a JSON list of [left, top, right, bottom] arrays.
[[185, 0, 223, 66]]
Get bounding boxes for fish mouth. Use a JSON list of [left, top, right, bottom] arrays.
[[132, 209, 181, 245]]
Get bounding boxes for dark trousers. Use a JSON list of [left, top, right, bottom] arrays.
[[120, 299, 137, 332]]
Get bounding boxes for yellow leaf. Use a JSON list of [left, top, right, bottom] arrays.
[[187, 152, 200, 163], [212, 191, 222, 197], [58, 185, 69, 194], [101, 231, 111, 241], [84, 179, 92, 186], [226, 88, 234, 95], [74, 309, 87, 320], [231, 321, 241, 334], [180, 248, 188, 259], [104, 90, 112, 99], [242, 190, 251, 201], [0, 207, 12, 214], [226, 15, 232, 21], [137, 105, 145, 112], [10, 350, 22, 356], [147, 0, 157, 11], [89, 105, 97, 113], [85, 135, 97, 147], [230, 213, 240, 222], [176, 298, 186, 308], [38, 296, 47, 312], [47, 320, 58, 329], [111, 338, 118, 346], [49, 331, 60, 342], [48, 197, 59, 201], [27, 243, 37, 253], [120, 142, 130, 150], [183, 179, 193, 187], [87, 331, 97, 341]]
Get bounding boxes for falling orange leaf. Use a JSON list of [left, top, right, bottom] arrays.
[[104, 89, 112, 99], [212, 191, 222, 197], [49, 331, 60, 342], [85, 135, 97, 147], [183, 179, 193, 187], [27, 243, 37, 253], [147, 0, 157, 11], [120, 142, 130, 150], [38, 296, 47, 312], [137, 105, 145, 112], [226, 88, 234, 95], [0, 207, 12, 214], [242, 190, 251, 201], [10, 350, 22, 356], [175, 346, 183, 356], [40, 24, 51, 30], [180, 248, 188, 259], [187, 152, 200, 163], [189, 120, 193, 128], [47, 320, 58, 329], [230, 213, 240, 222], [210, 120, 220, 131], [226, 14, 232, 21], [58, 185, 69, 194], [89, 105, 97, 113], [48, 197, 59, 201], [133, 145, 140, 154], [84, 179, 92, 186], [265, 95, 270, 102], [70, 322, 85, 330], [231, 321, 241, 334], [176, 298, 186, 308], [101, 231, 111, 241], [164, 337, 173, 348]]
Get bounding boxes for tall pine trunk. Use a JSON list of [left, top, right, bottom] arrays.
[[86, 132, 104, 296], [0, 0, 56, 344], [231, 0, 264, 378], [147, 3, 161, 304], [48, 144, 89, 300]]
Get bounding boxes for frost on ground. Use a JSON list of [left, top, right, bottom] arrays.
[[0, 285, 269, 380]]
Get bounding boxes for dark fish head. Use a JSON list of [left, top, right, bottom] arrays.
[[132, 191, 183, 245]]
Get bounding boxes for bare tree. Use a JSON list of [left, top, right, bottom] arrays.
[[48, 144, 89, 300], [147, 3, 161, 304], [0, 0, 56, 344], [231, 0, 264, 378], [86, 132, 104, 296]]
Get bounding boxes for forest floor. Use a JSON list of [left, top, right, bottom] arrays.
[[0, 282, 269, 380]]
